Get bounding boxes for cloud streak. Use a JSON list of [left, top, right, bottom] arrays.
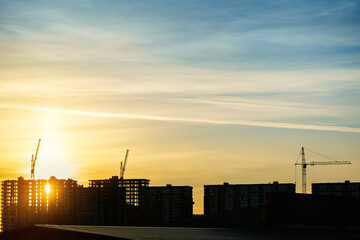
[[1, 104, 359, 133]]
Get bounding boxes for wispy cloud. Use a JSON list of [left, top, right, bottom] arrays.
[[1, 1, 359, 70], [1, 104, 359, 133]]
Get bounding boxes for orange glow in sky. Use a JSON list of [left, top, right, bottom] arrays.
[[1, 1, 360, 214]]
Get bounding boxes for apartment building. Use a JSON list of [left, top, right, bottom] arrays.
[[1, 176, 80, 232], [139, 184, 193, 224], [1, 175, 194, 231], [312, 180, 360, 197], [84, 176, 149, 225], [204, 181, 295, 215]]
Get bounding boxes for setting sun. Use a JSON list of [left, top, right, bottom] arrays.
[[45, 183, 50, 195], [0, 0, 359, 218], [34, 129, 72, 179]]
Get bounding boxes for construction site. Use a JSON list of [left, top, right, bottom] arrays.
[[1, 142, 193, 232], [1, 140, 359, 232]]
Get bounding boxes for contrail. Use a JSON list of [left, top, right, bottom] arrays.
[[1, 104, 359, 133]]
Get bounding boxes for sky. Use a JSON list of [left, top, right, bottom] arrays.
[[0, 0, 360, 214]]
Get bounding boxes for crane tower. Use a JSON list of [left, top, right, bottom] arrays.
[[31, 139, 41, 180], [295, 147, 351, 193], [120, 149, 129, 180]]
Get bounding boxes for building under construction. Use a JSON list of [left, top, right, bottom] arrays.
[[1, 144, 194, 231], [1, 176, 193, 232], [1, 176, 81, 232], [83, 176, 150, 225]]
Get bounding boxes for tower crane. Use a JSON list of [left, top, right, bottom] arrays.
[[120, 149, 129, 180], [31, 139, 41, 180], [295, 147, 351, 193]]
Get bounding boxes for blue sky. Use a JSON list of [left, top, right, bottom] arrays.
[[1, 0, 360, 69]]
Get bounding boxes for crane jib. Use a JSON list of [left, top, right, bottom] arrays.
[[295, 147, 351, 194]]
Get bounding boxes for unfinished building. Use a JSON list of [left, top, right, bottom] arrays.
[[1, 175, 194, 231], [1, 176, 80, 232], [84, 176, 150, 225]]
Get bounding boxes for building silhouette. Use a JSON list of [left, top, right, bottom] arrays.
[[1, 176, 193, 232], [5, 176, 360, 231], [83, 176, 149, 225], [266, 192, 360, 227], [204, 181, 295, 215], [139, 184, 193, 224], [312, 180, 360, 197], [1, 176, 80, 232]]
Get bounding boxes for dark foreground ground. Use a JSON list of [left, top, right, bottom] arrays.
[[1, 225, 360, 240]]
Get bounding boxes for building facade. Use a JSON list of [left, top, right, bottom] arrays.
[[312, 180, 360, 197], [1, 176, 80, 232], [204, 182, 295, 215], [1, 175, 194, 231], [139, 184, 193, 224], [84, 176, 149, 225]]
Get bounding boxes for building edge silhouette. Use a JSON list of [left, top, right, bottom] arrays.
[[1, 175, 193, 232], [1, 177, 360, 232]]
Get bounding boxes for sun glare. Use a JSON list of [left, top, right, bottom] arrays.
[[45, 183, 50, 195], [32, 113, 73, 179]]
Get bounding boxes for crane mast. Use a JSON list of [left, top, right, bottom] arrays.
[[31, 139, 41, 180], [295, 147, 351, 193], [301, 147, 306, 194], [120, 149, 129, 180]]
